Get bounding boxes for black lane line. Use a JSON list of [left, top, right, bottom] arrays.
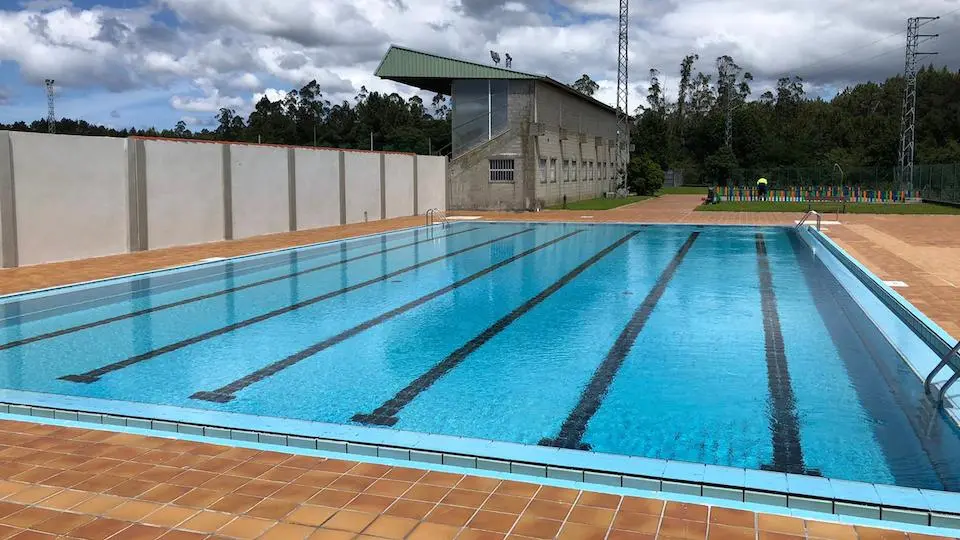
[[353, 229, 645, 427], [540, 231, 700, 450], [0, 225, 437, 325], [4, 227, 480, 353], [753, 233, 806, 475], [191, 230, 585, 403], [58, 228, 531, 384]]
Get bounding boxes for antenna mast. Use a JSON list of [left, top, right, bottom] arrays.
[[898, 16, 938, 192], [44, 79, 56, 134], [614, 0, 629, 192]]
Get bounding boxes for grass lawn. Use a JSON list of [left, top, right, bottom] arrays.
[[548, 195, 652, 210], [657, 186, 709, 195], [696, 201, 960, 215]]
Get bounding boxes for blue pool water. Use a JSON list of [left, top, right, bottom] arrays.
[[1, 222, 959, 492]]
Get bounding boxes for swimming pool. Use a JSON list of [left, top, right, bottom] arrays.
[[1, 222, 958, 504]]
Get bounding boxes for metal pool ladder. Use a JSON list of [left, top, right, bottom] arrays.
[[425, 208, 448, 227], [795, 210, 822, 231], [924, 341, 960, 408]]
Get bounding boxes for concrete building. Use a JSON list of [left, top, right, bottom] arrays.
[[376, 45, 619, 211]]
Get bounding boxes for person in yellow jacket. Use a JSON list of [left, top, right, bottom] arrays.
[[756, 177, 769, 201]]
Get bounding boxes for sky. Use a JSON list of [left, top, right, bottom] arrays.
[[1, 0, 959, 129]]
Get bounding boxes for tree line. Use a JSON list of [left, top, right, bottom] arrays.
[[620, 56, 960, 184], [4, 60, 959, 187], [0, 81, 452, 156]]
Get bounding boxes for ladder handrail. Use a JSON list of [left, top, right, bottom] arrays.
[[924, 340, 960, 408], [795, 210, 822, 231], [425, 208, 448, 227]]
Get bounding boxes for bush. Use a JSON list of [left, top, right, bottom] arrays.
[[627, 155, 665, 195]]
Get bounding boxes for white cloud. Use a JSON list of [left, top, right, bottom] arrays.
[[0, 0, 956, 124], [252, 88, 288, 104]]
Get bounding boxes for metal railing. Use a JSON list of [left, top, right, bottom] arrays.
[[923, 341, 960, 408], [425, 208, 448, 227], [796, 210, 822, 231]]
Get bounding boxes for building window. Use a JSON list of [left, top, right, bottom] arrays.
[[563, 160, 570, 182], [550, 158, 557, 183], [571, 161, 577, 182], [538, 159, 547, 184], [489, 159, 515, 183], [588, 161, 594, 181], [580, 161, 586, 182]]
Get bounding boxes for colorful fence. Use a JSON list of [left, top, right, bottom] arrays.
[[716, 186, 920, 203]]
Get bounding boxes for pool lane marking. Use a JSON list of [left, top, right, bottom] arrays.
[[0, 225, 440, 326], [352, 228, 645, 427], [3, 227, 480, 352], [754, 232, 806, 475], [539, 231, 700, 450], [190, 230, 585, 403], [58, 228, 531, 384]]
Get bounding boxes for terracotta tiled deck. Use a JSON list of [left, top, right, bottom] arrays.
[[0, 195, 958, 539], [0, 419, 949, 540]]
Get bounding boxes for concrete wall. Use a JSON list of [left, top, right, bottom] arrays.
[[343, 152, 382, 224], [230, 144, 290, 239], [143, 139, 224, 249], [294, 148, 341, 229], [0, 131, 447, 268], [417, 156, 447, 213], [384, 154, 414, 219], [448, 79, 616, 210], [9, 132, 129, 265]]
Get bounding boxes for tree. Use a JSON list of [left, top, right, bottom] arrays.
[[627, 154, 665, 195], [571, 74, 600, 97]]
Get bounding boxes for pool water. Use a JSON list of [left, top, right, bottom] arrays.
[[1, 222, 958, 491]]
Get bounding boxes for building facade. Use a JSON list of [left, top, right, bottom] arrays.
[[376, 46, 618, 211]]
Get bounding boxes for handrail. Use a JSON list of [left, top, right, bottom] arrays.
[[924, 340, 960, 408], [425, 208, 448, 227], [795, 210, 822, 231]]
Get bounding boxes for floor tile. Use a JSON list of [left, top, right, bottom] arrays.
[[260, 522, 316, 540], [709, 507, 755, 528], [468, 510, 520, 533], [757, 514, 804, 535], [384, 498, 435, 520], [483, 494, 531, 514], [140, 506, 196, 528], [567, 505, 615, 528], [612, 510, 661, 534], [177, 510, 233, 533], [805, 520, 857, 539], [307, 489, 357, 508], [511, 515, 563, 539], [425, 504, 476, 527], [707, 524, 755, 540], [557, 521, 608, 540], [361, 515, 419, 539], [216, 516, 275, 539], [322, 510, 377, 533], [284, 504, 337, 527], [68, 517, 132, 539], [246, 498, 298, 520], [577, 491, 621, 509], [208, 493, 261, 514], [658, 517, 707, 539], [619, 496, 664, 515], [407, 521, 461, 540], [664, 502, 709, 521]]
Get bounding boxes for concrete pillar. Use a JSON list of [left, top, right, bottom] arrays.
[[412, 154, 419, 216], [0, 131, 18, 268], [379, 153, 386, 220], [338, 151, 347, 225], [287, 148, 297, 232], [126, 137, 148, 251], [222, 144, 234, 241]]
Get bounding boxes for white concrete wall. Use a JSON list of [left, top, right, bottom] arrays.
[[384, 154, 414, 219], [343, 152, 381, 224], [10, 132, 129, 265], [144, 140, 224, 249], [230, 144, 289, 239], [294, 148, 341, 229], [417, 155, 447, 213]]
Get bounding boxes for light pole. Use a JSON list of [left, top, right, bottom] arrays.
[[834, 162, 845, 218]]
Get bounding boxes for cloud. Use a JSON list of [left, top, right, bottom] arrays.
[[0, 0, 957, 127], [109, 109, 120, 118], [0, 86, 11, 105]]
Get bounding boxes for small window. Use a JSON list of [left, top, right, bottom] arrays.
[[571, 161, 578, 182], [588, 161, 594, 181], [550, 158, 557, 183], [563, 160, 570, 182], [489, 159, 515, 183], [538, 159, 547, 184]]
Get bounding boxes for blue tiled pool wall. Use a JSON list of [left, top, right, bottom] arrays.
[[786, 231, 960, 492], [805, 228, 956, 360]]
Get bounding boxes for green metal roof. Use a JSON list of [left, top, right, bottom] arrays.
[[374, 45, 616, 114]]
